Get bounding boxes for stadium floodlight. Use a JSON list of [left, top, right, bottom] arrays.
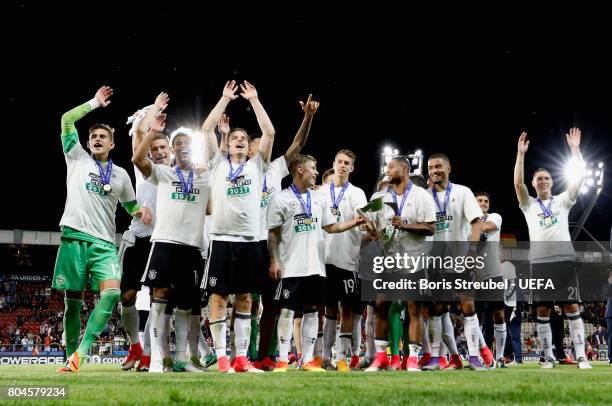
[[380, 145, 399, 175], [571, 159, 605, 241], [564, 157, 605, 195]]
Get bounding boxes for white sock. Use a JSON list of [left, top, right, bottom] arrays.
[[375, 339, 388, 354], [161, 313, 171, 359], [409, 343, 422, 357], [478, 326, 486, 349], [210, 318, 227, 358], [366, 305, 375, 358], [142, 312, 151, 356], [187, 314, 200, 360], [441, 312, 459, 355], [322, 316, 337, 361], [352, 314, 362, 355], [234, 312, 251, 358], [536, 317, 554, 360], [566, 312, 586, 360], [314, 334, 323, 359], [463, 314, 480, 357], [429, 316, 442, 357], [150, 300, 168, 368], [121, 304, 140, 346], [337, 333, 352, 362], [278, 308, 295, 362], [494, 323, 507, 361], [421, 318, 431, 354], [302, 311, 319, 363], [198, 327, 212, 357], [174, 309, 190, 363], [229, 330, 236, 359]]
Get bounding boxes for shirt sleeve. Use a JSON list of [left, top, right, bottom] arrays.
[[119, 172, 137, 205], [352, 188, 369, 216], [62, 131, 89, 161], [208, 150, 224, 177], [252, 152, 268, 177], [463, 187, 484, 223], [520, 196, 534, 212], [146, 163, 161, 186], [558, 191, 576, 209], [487, 213, 503, 231], [418, 188, 437, 223], [267, 193, 285, 229], [272, 156, 289, 178]]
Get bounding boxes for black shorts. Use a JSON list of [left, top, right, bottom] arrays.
[[531, 261, 580, 304], [142, 242, 203, 299], [275, 275, 327, 313], [120, 236, 152, 293], [203, 240, 264, 295], [325, 264, 361, 308]]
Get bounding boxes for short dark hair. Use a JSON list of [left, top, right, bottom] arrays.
[[151, 132, 169, 143], [89, 123, 115, 141], [428, 153, 450, 164], [532, 168, 552, 178], [289, 154, 317, 176], [171, 131, 191, 147], [322, 168, 334, 180], [335, 149, 356, 164], [474, 191, 490, 199], [391, 156, 410, 168]]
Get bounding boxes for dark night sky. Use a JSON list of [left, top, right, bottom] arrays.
[[4, 4, 612, 241]]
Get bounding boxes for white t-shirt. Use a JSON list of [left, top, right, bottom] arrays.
[[430, 183, 483, 241], [59, 142, 136, 244], [482, 213, 502, 242], [146, 164, 211, 249], [520, 191, 576, 263], [323, 182, 368, 272], [267, 187, 336, 278], [258, 156, 289, 241], [128, 165, 157, 238], [208, 152, 267, 240], [371, 184, 437, 271], [201, 215, 212, 260]]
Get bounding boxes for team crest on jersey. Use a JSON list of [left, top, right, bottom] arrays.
[[283, 289, 290, 299], [148, 269, 157, 280], [209, 276, 217, 287], [56, 275, 65, 286]]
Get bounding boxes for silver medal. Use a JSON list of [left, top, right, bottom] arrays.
[[103, 184, 112, 193]]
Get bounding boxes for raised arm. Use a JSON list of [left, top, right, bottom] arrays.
[[132, 93, 169, 178], [202, 81, 238, 161], [61, 86, 112, 152], [218, 113, 230, 156], [565, 127, 585, 201], [133, 93, 168, 155], [514, 132, 530, 207], [284, 94, 319, 161], [240, 80, 275, 163], [323, 216, 364, 234]]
